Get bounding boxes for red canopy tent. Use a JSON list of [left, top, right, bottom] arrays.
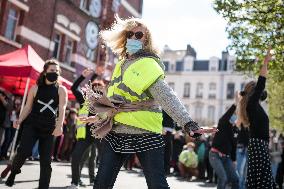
[[0, 45, 75, 100]]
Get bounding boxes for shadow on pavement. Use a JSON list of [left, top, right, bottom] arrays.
[[0, 160, 35, 166], [198, 183, 216, 188], [0, 178, 38, 184]]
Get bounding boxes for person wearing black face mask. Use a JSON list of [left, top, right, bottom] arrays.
[[45, 72, 59, 82], [4, 59, 68, 189], [237, 48, 277, 189]]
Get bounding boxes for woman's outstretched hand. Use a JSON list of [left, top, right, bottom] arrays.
[[78, 115, 100, 123], [263, 47, 272, 65], [189, 127, 218, 137], [184, 121, 218, 138]]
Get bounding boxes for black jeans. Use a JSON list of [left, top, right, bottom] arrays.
[[71, 138, 96, 185], [0, 127, 16, 158], [94, 140, 170, 189], [11, 122, 54, 189], [163, 132, 173, 175]]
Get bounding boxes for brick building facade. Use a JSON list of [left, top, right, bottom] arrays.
[[0, 0, 143, 81]]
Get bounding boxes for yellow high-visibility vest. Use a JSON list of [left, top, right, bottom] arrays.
[[107, 57, 164, 133], [76, 104, 88, 139]]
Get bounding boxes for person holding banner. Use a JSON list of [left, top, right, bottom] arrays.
[[4, 59, 67, 189]]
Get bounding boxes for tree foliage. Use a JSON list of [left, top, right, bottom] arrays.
[[214, 0, 284, 130], [268, 80, 284, 132], [213, 0, 284, 81]]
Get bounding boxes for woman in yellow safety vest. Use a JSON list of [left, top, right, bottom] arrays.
[[81, 17, 216, 189]]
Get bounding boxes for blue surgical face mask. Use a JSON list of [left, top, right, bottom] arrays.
[[126, 39, 143, 54], [230, 114, 237, 125]]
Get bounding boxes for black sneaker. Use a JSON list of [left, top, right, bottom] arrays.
[[5, 173, 16, 187], [79, 179, 86, 187]]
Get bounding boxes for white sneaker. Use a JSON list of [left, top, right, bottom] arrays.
[[66, 184, 80, 189]]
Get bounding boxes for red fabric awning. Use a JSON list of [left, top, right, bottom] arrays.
[[0, 45, 75, 100]]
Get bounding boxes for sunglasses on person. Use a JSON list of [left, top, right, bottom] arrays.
[[126, 31, 144, 40]]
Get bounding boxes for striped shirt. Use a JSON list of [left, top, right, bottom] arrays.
[[105, 132, 165, 153]]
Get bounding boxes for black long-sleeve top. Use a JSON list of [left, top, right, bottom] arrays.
[[71, 75, 86, 107], [211, 104, 238, 161], [237, 125, 249, 147], [162, 110, 175, 129], [71, 75, 97, 140], [247, 76, 269, 141]]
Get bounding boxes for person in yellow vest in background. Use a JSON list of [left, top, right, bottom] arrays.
[[80, 17, 217, 189], [67, 69, 104, 189]]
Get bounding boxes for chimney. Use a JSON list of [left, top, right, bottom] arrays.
[[186, 44, 196, 58]]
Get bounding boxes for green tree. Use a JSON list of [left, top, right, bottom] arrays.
[[213, 0, 284, 130], [213, 0, 284, 80], [267, 80, 284, 132]]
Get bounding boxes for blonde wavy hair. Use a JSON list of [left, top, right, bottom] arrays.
[[100, 16, 159, 59], [237, 81, 256, 127]]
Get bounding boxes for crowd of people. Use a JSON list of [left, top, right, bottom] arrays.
[[0, 17, 283, 189], [1, 91, 283, 188]]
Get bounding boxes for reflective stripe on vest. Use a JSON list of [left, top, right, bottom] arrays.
[[76, 104, 88, 139], [107, 57, 164, 133]]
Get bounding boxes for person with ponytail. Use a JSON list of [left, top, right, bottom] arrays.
[[4, 59, 68, 189], [237, 49, 277, 188]]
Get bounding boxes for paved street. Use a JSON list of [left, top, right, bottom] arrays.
[[0, 161, 216, 189]]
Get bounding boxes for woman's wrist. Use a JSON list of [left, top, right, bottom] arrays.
[[183, 121, 202, 138]]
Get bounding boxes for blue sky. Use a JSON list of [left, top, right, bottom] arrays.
[[142, 0, 230, 59]]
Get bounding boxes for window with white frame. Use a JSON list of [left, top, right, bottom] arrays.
[[208, 105, 215, 122], [196, 83, 203, 98], [4, 8, 19, 40], [64, 38, 73, 65], [80, 0, 90, 11], [183, 83, 190, 98], [227, 83, 235, 99], [53, 33, 62, 59], [209, 82, 216, 99]]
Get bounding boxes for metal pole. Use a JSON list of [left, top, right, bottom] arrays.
[[9, 77, 30, 160]]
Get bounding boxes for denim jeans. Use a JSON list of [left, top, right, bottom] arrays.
[[236, 147, 247, 189], [209, 151, 239, 189], [0, 127, 16, 158], [32, 140, 39, 158], [271, 162, 279, 180], [94, 140, 170, 189]]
